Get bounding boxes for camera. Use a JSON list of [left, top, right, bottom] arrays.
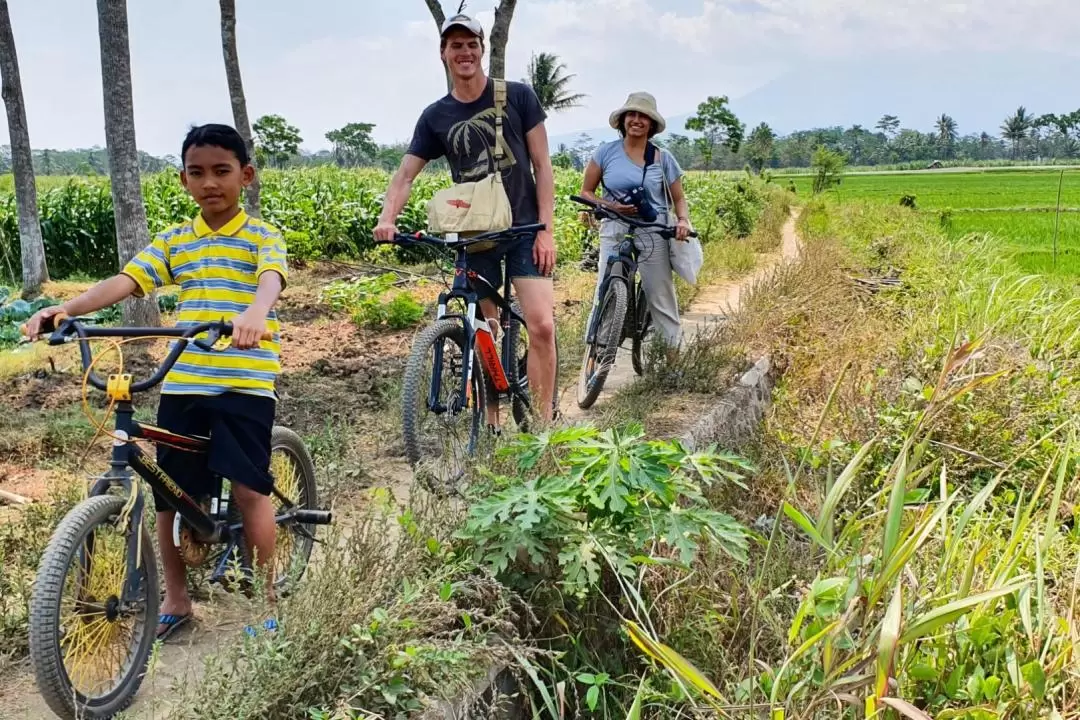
[[615, 185, 658, 222]]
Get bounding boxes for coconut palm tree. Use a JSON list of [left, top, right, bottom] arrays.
[[96, 0, 159, 327], [0, 0, 48, 295], [524, 51, 586, 114], [220, 0, 260, 216], [935, 114, 958, 157], [1001, 106, 1033, 159]]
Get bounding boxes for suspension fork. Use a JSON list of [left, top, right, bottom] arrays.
[[425, 299, 480, 415]]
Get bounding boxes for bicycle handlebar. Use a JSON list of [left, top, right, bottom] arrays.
[[22, 311, 273, 394], [376, 223, 547, 250], [570, 195, 699, 239]]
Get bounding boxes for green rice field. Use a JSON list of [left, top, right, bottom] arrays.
[[784, 168, 1080, 278]]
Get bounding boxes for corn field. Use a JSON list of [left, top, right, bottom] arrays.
[[0, 167, 774, 283]]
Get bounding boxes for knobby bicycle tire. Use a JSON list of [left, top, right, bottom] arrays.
[[507, 302, 560, 431], [29, 493, 159, 720], [577, 279, 628, 409], [401, 319, 486, 494], [631, 283, 652, 376]]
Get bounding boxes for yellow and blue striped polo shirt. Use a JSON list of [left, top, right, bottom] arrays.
[[121, 210, 287, 399]]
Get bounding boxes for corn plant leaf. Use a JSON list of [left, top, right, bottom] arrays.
[[624, 620, 724, 702], [881, 448, 910, 566], [501, 640, 562, 720], [876, 582, 903, 699], [941, 472, 1001, 575], [900, 583, 1026, 644], [788, 587, 814, 645], [818, 438, 875, 544], [624, 675, 645, 720], [881, 697, 933, 720], [770, 620, 840, 705], [783, 501, 833, 553], [873, 494, 956, 606], [1042, 436, 1071, 550]]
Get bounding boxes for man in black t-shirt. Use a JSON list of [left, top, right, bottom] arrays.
[[374, 13, 558, 426]]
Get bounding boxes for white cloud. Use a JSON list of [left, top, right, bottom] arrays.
[[1, 0, 1078, 154]]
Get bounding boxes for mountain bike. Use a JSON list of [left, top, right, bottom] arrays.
[[21, 313, 332, 720], [377, 224, 559, 494], [569, 194, 698, 409]]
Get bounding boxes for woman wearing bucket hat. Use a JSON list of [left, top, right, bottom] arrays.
[[578, 91, 693, 351]]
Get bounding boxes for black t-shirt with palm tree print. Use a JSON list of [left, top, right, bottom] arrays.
[[407, 78, 547, 225]]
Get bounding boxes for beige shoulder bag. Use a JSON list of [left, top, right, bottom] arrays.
[[426, 79, 514, 237]]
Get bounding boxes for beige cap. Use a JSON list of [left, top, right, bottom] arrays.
[[609, 91, 666, 134]]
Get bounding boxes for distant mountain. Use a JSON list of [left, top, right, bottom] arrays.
[[550, 50, 1080, 148]]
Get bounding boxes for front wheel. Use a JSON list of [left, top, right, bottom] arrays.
[[402, 319, 486, 495], [29, 493, 159, 720], [576, 278, 628, 409], [267, 426, 319, 593]]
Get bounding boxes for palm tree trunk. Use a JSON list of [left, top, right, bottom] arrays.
[[96, 0, 159, 327], [421, 0, 452, 93], [219, 0, 261, 217], [0, 0, 48, 297], [488, 0, 518, 80]]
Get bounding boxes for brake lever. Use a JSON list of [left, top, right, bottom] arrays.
[[193, 325, 223, 352]]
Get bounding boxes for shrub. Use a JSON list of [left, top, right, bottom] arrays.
[[321, 272, 426, 330], [455, 424, 754, 602]]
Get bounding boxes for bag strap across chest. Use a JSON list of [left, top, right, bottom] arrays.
[[492, 79, 507, 164]]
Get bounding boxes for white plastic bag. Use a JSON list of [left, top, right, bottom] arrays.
[[659, 148, 703, 285], [670, 234, 703, 286]]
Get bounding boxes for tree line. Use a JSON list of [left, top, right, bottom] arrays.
[[557, 105, 1080, 174]]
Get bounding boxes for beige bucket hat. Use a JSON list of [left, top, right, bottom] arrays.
[[609, 91, 666, 134]]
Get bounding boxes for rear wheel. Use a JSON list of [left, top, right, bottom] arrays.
[[29, 494, 158, 720], [576, 279, 628, 409], [402, 319, 486, 495], [631, 283, 652, 376]]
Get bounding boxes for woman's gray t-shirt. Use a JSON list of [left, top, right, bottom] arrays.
[[591, 140, 683, 213]]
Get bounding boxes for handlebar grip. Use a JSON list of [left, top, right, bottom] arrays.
[[20, 310, 70, 338]]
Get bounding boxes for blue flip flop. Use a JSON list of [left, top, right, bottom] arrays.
[[243, 617, 278, 637], [156, 613, 192, 641]]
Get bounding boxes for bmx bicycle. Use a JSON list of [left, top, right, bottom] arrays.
[[21, 313, 331, 720], [377, 224, 559, 493], [569, 194, 698, 409]]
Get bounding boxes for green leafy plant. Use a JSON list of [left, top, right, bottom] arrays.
[[455, 423, 754, 601], [321, 273, 426, 331], [0, 294, 59, 349]]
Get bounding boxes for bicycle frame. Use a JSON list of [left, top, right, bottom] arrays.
[[431, 249, 529, 413], [40, 315, 330, 606], [383, 225, 544, 420], [586, 227, 644, 346]]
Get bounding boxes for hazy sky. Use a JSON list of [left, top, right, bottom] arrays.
[[2, 0, 1076, 156]]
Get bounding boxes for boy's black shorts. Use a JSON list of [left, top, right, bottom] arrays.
[[151, 391, 276, 513]]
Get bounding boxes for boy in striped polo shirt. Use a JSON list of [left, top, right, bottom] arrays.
[[26, 124, 287, 641]]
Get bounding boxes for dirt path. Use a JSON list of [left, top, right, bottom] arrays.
[[557, 211, 801, 420]]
